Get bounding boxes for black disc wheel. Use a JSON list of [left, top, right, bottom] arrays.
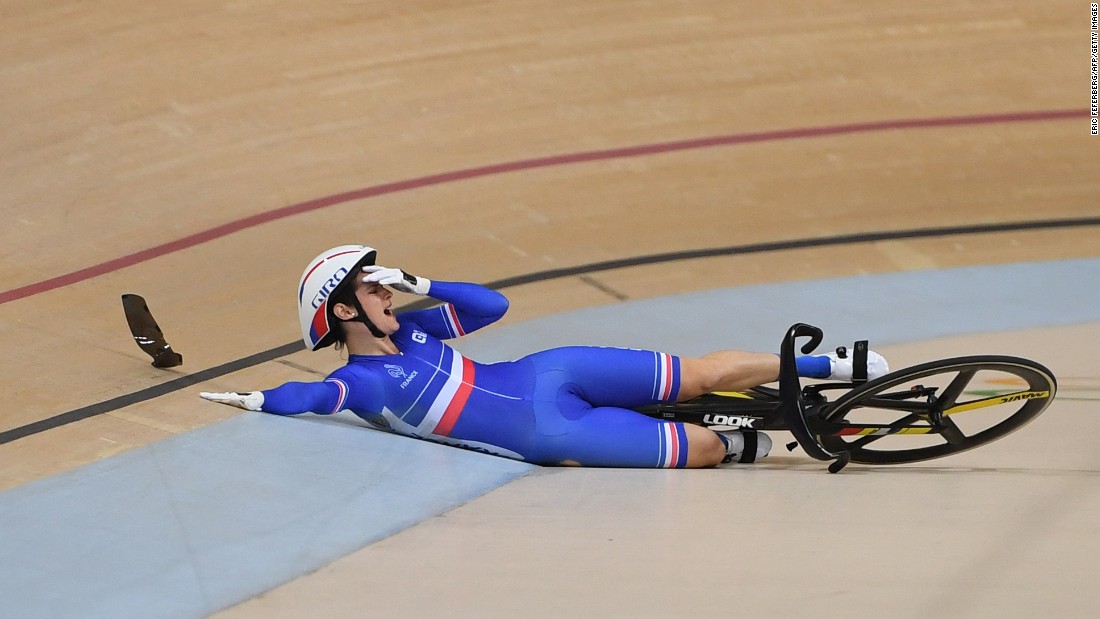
[[815, 356, 1057, 465]]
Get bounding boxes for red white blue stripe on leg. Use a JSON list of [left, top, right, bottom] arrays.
[[652, 352, 676, 401], [658, 423, 688, 468]]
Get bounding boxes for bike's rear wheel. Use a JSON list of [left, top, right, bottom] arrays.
[[815, 356, 1057, 465]]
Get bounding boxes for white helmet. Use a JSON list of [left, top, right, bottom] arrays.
[[297, 245, 377, 350]]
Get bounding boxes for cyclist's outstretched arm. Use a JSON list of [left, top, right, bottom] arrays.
[[200, 367, 384, 415]]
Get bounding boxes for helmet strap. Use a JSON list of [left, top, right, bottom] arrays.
[[337, 296, 386, 338]]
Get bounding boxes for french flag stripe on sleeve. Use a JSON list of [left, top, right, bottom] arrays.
[[326, 379, 349, 413], [444, 304, 466, 337]]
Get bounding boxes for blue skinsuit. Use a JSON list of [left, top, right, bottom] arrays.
[[262, 281, 691, 467]]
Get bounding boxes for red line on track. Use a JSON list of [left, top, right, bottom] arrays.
[[1, 108, 1087, 305]]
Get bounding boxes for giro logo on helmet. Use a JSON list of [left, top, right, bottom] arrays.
[[312, 266, 350, 309]]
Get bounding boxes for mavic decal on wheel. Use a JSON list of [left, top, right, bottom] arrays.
[[833, 427, 935, 436], [945, 390, 1051, 415]]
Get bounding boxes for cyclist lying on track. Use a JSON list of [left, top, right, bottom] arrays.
[[200, 245, 889, 468]]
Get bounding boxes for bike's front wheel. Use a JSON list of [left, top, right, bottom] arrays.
[[815, 356, 1057, 465]]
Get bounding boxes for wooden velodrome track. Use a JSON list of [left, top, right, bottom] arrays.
[[3, 1, 1098, 617]]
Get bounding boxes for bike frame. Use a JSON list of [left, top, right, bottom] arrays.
[[639, 322, 1057, 473], [640, 323, 853, 472]]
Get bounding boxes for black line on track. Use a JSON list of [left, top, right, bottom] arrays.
[[3, 216, 1099, 446]]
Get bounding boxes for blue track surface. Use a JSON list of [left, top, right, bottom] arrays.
[[0, 413, 533, 618], [456, 258, 1100, 360]]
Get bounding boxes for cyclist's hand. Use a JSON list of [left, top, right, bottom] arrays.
[[199, 391, 265, 411], [362, 265, 431, 295]]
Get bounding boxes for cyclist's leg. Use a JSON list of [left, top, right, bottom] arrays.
[[527, 346, 780, 406], [677, 351, 780, 401], [524, 347, 747, 467], [526, 346, 684, 409], [531, 402, 726, 468]]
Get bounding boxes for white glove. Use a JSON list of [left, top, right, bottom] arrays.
[[199, 391, 265, 411], [362, 265, 431, 295], [824, 350, 890, 381]]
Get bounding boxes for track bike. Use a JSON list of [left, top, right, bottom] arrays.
[[637, 323, 1058, 473]]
